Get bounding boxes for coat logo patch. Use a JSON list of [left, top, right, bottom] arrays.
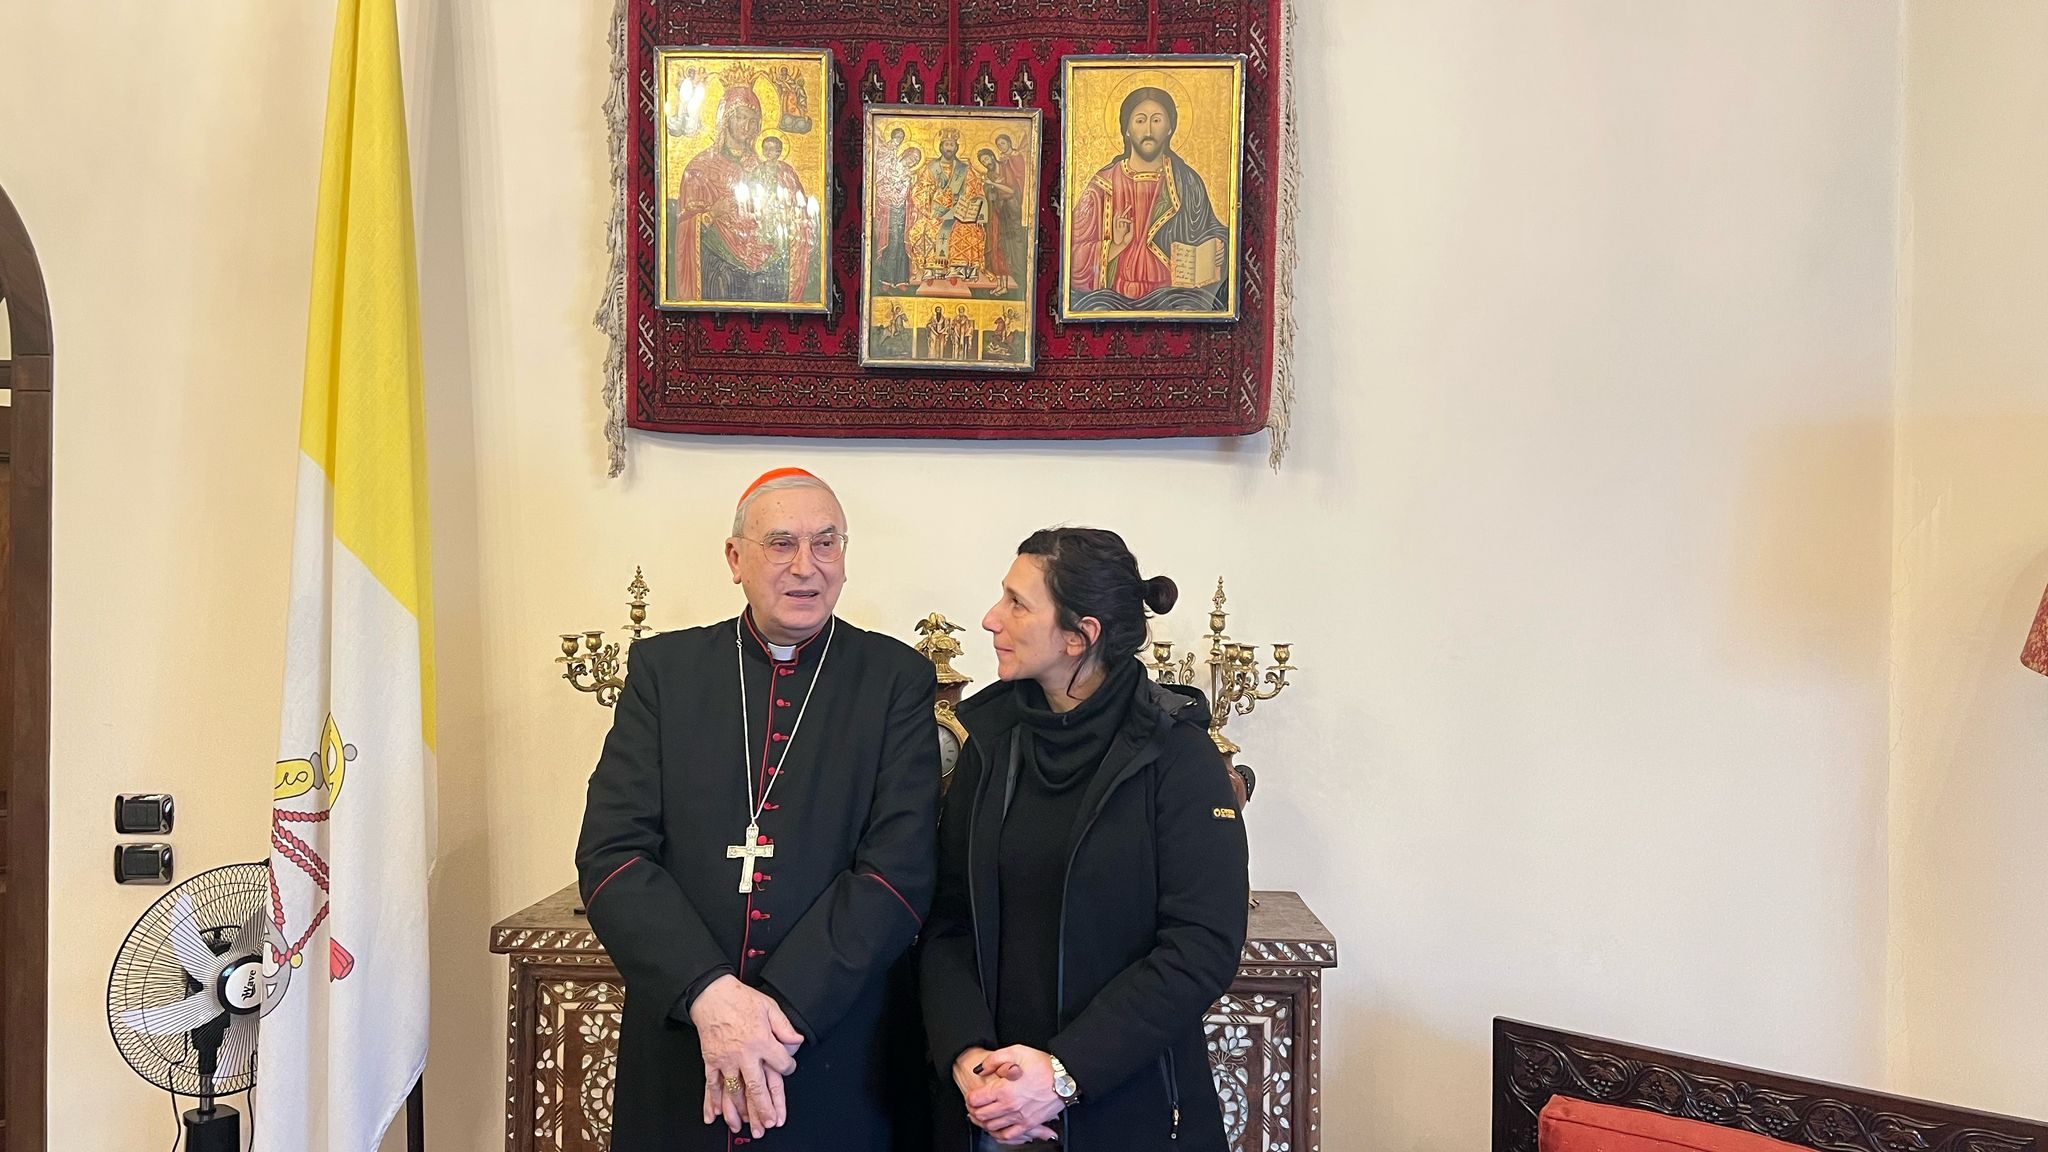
[[1212, 807, 1238, 820]]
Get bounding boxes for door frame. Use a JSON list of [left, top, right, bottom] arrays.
[[0, 182, 53, 1152]]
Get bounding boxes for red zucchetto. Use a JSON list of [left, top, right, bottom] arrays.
[[738, 467, 817, 507]]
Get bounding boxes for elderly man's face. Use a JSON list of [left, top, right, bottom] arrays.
[[1124, 98, 1171, 161], [724, 486, 848, 644]]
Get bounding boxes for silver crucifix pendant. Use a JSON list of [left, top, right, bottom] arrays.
[[726, 823, 775, 893]]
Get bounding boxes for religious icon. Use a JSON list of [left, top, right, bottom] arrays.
[[656, 47, 832, 313], [1058, 55, 1245, 323], [860, 105, 1041, 370]]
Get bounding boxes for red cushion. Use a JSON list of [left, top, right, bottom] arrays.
[[1539, 1096, 1798, 1152]]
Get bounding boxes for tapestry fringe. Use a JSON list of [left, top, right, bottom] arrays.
[[596, 0, 630, 477], [1267, 0, 1299, 470]]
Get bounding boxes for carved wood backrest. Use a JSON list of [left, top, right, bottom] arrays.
[[1493, 1018, 2048, 1152]]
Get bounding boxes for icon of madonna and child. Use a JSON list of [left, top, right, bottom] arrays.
[[860, 106, 1042, 370], [657, 48, 832, 313]]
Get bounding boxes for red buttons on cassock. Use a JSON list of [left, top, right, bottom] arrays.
[[753, 871, 771, 884], [770, 732, 788, 742], [758, 835, 772, 844], [751, 909, 770, 921], [776, 699, 790, 707], [763, 802, 780, 811], [746, 947, 766, 958]]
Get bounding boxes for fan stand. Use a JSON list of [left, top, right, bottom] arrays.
[[183, 1015, 240, 1152]]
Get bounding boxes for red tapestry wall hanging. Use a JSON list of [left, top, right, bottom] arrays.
[[597, 0, 1297, 473]]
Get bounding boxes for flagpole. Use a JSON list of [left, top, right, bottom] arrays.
[[407, 1077, 425, 1152]]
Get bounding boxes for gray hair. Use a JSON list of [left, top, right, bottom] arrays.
[[731, 472, 844, 537]]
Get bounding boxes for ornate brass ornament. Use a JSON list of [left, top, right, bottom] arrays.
[[1143, 578, 1296, 761], [555, 569, 659, 707], [915, 613, 973, 790]]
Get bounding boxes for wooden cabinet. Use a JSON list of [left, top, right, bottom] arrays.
[[490, 884, 1336, 1151]]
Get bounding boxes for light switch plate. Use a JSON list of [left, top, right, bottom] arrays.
[[113, 843, 174, 885], [114, 793, 175, 835]]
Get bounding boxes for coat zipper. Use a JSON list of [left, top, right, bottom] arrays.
[[965, 734, 1006, 1000], [1052, 738, 1168, 1148], [1162, 1049, 1182, 1139], [1052, 742, 1161, 1039], [963, 755, 992, 1152]]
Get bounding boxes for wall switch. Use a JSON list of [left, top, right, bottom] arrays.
[[115, 793, 175, 835], [114, 843, 174, 885]]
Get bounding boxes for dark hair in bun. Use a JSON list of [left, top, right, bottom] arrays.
[[1143, 575, 1179, 615], [1017, 527, 1175, 668]]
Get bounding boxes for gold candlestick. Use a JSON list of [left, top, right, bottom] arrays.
[[556, 568, 662, 708], [1142, 578, 1297, 760]]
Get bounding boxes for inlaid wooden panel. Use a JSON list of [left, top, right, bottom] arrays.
[[494, 886, 1336, 1152]]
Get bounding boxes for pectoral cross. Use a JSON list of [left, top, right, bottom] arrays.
[[726, 824, 775, 893]]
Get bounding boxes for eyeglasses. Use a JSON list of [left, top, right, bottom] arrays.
[[739, 531, 848, 566]]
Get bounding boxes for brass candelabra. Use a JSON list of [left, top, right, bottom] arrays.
[[1142, 578, 1297, 761], [556, 568, 661, 707]]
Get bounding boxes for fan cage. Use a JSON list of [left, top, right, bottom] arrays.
[[106, 861, 269, 1097]]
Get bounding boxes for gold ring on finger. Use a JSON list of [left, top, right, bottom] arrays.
[[724, 1076, 743, 1093]]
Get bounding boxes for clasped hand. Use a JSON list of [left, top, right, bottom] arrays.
[[689, 975, 804, 1138], [953, 1045, 1063, 1145]]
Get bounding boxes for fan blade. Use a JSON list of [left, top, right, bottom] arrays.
[[216, 1012, 258, 1082], [120, 990, 223, 1036], [231, 906, 265, 963], [165, 896, 219, 981]]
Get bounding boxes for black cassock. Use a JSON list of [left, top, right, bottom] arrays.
[[575, 612, 939, 1152]]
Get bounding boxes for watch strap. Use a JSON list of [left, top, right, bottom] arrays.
[[1049, 1054, 1079, 1102]]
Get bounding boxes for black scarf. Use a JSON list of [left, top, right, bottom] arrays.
[[1013, 655, 1145, 792]]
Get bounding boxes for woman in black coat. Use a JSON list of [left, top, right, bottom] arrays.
[[921, 528, 1251, 1151]]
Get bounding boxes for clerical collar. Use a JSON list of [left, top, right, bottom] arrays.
[[740, 609, 827, 663]]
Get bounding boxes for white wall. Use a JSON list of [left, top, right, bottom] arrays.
[[398, 2, 1909, 1147], [1889, 0, 2048, 1121], [3, 1, 1912, 1149]]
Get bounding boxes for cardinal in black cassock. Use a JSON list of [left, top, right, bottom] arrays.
[[576, 469, 939, 1152]]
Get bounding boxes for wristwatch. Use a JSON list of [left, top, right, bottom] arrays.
[[1048, 1055, 1080, 1105]]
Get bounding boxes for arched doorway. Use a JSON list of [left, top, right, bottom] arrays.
[[0, 183, 52, 1152]]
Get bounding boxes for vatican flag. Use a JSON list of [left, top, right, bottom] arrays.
[[259, 0, 434, 1148]]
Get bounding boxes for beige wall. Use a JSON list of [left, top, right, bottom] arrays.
[[1889, 0, 2048, 1121], [0, 1, 1939, 1149], [1, 3, 327, 1150]]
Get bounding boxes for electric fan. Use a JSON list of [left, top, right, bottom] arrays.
[[107, 861, 283, 1152]]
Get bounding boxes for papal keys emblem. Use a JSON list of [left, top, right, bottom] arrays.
[[269, 714, 358, 989]]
